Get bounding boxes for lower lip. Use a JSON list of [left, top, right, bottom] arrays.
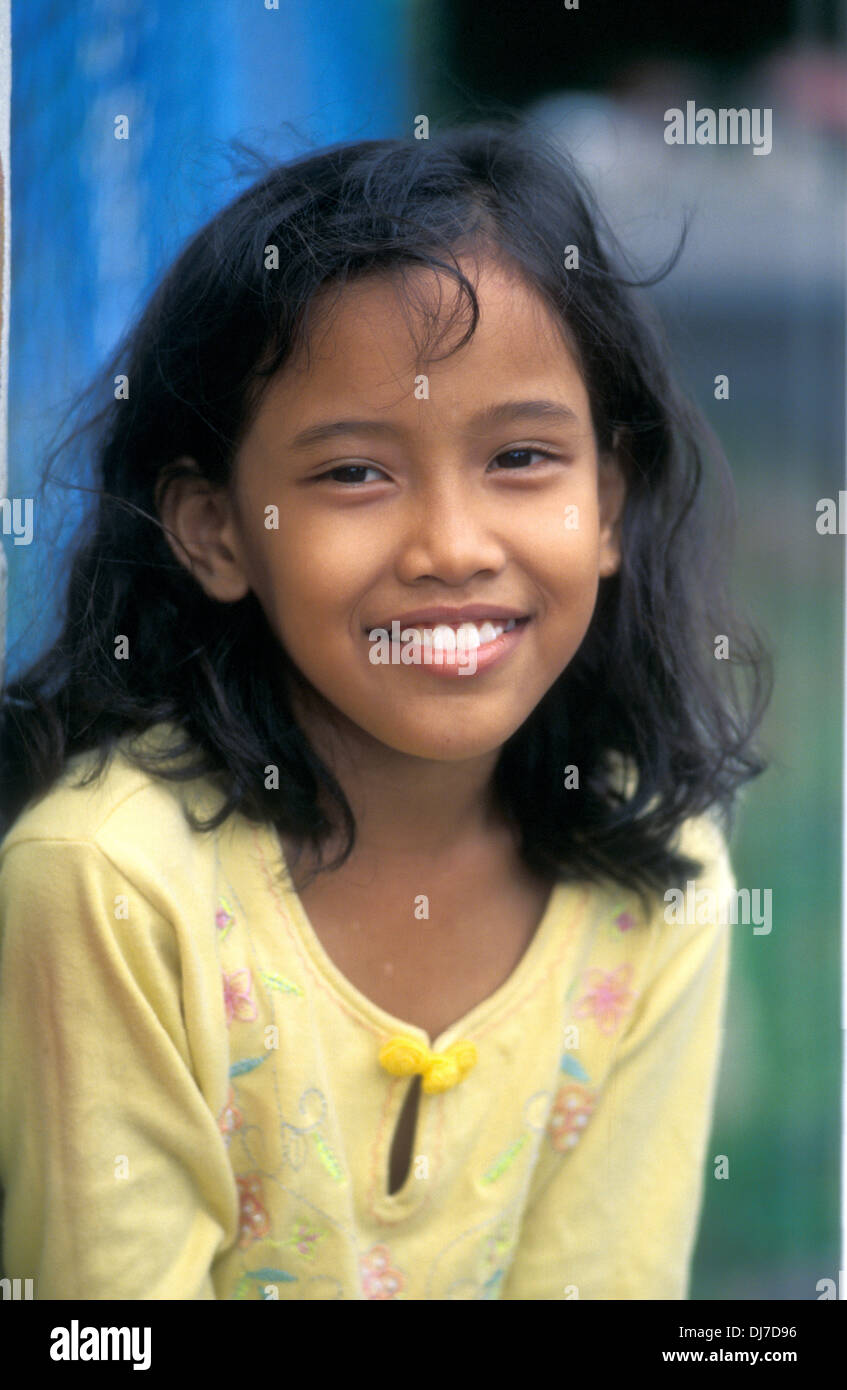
[[367, 619, 531, 680]]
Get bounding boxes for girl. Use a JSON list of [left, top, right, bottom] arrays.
[[0, 120, 771, 1300]]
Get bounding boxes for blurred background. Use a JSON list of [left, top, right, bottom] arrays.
[[4, 0, 844, 1299]]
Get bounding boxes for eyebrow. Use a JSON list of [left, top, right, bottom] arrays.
[[288, 399, 581, 450]]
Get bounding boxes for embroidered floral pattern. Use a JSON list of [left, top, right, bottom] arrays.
[[360, 1244, 404, 1299], [481, 1135, 528, 1184], [223, 968, 258, 1026], [603, 901, 639, 939], [230, 1055, 270, 1078], [559, 1053, 590, 1082], [236, 1174, 271, 1248], [218, 1086, 243, 1145], [215, 901, 235, 932], [548, 1083, 597, 1152], [260, 969, 303, 996], [207, 842, 658, 1299], [574, 963, 635, 1035], [286, 1221, 326, 1259], [311, 1131, 346, 1183], [232, 1267, 297, 1299], [481, 1222, 515, 1272]]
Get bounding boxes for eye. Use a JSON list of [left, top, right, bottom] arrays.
[[490, 447, 558, 471], [316, 463, 386, 485]]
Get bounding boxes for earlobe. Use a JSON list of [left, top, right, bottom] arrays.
[[597, 439, 628, 579], [156, 461, 250, 602]]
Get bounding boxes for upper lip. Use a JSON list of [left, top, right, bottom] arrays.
[[366, 605, 529, 631]]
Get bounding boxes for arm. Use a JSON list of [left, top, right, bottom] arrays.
[[0, 836, 236, 1299], [500, 815, 734, 1300]]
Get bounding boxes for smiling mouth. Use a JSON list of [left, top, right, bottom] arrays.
[[366, 617, 530, 649]]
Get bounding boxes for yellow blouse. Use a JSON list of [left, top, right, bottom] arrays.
[[0, 726, 734, 1299]]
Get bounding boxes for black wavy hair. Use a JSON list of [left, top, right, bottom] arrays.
[[0, 118, 772, 908]]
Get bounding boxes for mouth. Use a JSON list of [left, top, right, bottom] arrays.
[[365, 616, 531, 650]]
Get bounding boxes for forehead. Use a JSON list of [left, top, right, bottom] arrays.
[[260, 255, 591, 423]]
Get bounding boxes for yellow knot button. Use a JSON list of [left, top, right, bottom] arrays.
[[378, 1034, 478, 1094]]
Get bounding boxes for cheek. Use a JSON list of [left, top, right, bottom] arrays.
[[534, 512, 602, 598], [521, 479, 601, 550], [531, 520, 603, 655], [255, 524, 368, 655]]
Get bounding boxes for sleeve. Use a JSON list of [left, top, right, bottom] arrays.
[[499, 814, 734, 1300], [0, 837, 237, 1299]]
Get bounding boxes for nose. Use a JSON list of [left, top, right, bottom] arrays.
[[393, 478, 508, 586]]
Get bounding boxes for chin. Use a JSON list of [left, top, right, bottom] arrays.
[[360, 713, 527, 763]]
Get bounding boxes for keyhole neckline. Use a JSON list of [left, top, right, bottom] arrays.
[[263, 825, 570, 1054]]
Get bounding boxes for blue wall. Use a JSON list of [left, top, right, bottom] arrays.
[[6, 0, 412, 675]]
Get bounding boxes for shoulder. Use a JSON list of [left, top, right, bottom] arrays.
[[0, 722, 227, 900], [627, 809, 735, 1010], [603, 750, 735, 902], [668, 806, 735, 902]]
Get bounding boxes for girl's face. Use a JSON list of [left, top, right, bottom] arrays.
[[172, 256, 625, 762]]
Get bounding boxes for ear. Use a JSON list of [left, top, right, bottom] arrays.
[[155, 457, 250, 602], [597, 428, 628, 579]]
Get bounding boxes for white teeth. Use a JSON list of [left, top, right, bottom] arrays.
[[457, 622, 482, 651], [431, 625, 457, 652], [370, 617, 522, 646]]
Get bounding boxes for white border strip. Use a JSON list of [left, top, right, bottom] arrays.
[[0, 0, 9, 686], [842, 0, 847, 1298], [842, 0, 847, 1303], [840, 0, 847, 1314]]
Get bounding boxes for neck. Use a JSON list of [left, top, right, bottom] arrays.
[[286, 681, 511, 872]]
